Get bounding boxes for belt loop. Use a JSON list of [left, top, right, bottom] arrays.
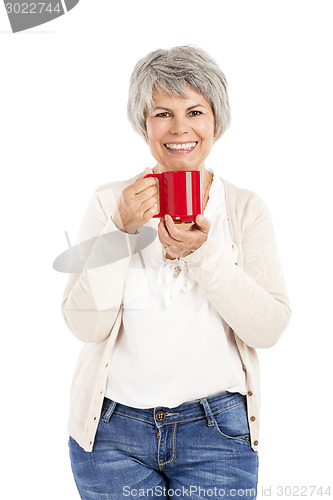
[[103, 400, 117, 423], [199, 398, 215, 427]]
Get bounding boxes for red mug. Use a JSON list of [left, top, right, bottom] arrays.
[[145, 170, 203, 222]]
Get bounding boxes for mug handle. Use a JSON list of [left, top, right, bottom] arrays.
[[145, 173, 163, 218]]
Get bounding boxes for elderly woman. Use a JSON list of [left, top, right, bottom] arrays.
[[62, 46, 291, 499]]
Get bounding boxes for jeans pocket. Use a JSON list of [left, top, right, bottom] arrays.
[[99, 406, 108, 423], [99, 397, 117, 424], [213, 398, 251, 443]]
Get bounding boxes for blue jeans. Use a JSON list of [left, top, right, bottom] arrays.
[[69, 391, 259, 499]]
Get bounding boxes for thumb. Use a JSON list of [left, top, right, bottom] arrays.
[[138, 167, 151, 179], [195, 214, 211, 233]]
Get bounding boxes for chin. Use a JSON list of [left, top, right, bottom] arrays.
[[165, 159, 199, 171]]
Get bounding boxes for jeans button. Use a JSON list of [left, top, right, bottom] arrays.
[[156, 410, 167, 422]]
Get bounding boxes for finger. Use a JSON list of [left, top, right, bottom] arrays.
[[160, 219, 190, 253], [164, 215, 184, 242], [141, 205, 159, 224], [138, 167, 151, 179], [140, 195, 159, 217], [158, 219, 182, 249], [133, 176, 158, 194], [158, 233, 169, 250], [192, 214, 211, 234], [134, 185, 158, 206], [158, 218, 171, 245]]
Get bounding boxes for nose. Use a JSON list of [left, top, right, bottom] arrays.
[[169, 115, 189, 136]]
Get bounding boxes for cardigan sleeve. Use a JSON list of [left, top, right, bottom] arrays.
[[184, 193, 292, 349], [61, 188, 139, 343]]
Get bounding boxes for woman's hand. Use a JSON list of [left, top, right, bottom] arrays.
[[158, 214, 211, 259], [112, 167, 159, 233]]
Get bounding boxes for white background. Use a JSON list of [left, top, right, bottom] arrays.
[[1, 1, 332, 498]]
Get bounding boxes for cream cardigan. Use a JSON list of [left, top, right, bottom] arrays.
[[61, 173, 292, 453]]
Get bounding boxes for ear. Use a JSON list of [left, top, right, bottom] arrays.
[[144, 116, 150, 143], [213, 123, 217, 139]]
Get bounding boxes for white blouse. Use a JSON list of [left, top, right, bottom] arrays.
[[105, 168, 246, 408]]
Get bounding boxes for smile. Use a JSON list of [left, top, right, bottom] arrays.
[[164, 141, 197, 152]]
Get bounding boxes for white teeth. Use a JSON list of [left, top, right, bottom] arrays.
[[165, 142, 197, 151]]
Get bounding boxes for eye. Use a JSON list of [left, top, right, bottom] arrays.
[[156, 112, 171, 118], [189, 110, 202, 117]]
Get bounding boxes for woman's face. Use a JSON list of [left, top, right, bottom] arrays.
[[146, 85, 215, 172]]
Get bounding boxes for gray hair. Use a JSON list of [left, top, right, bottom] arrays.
[[127, 45, 231, 143]]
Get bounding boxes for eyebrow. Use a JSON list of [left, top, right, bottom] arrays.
[[151, 104, 206, 113]]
